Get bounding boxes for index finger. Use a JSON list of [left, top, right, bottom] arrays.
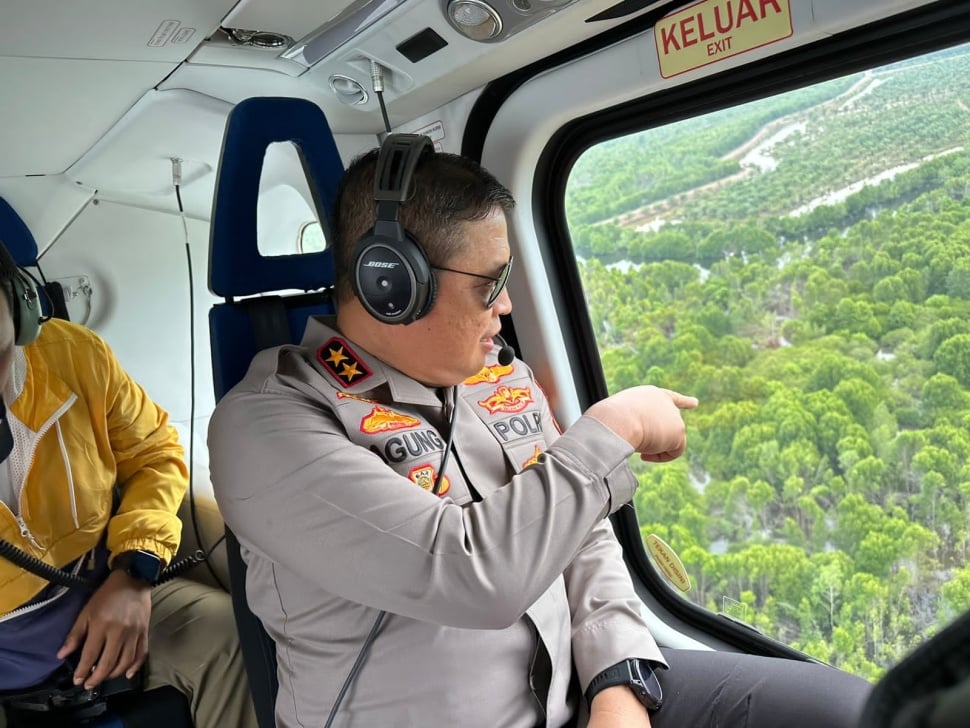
[[73, 629, 104, 686], [661, 389, 699, 410]]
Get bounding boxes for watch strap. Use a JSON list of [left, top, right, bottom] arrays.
[[585, 658, 664, 711]]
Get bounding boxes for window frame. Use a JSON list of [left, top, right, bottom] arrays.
[[520, 0, 970, 657]]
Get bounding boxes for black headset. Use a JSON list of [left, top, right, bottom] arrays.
[[0, 243, 44, 346], [11, 268, 43, 346], [351, 134, 436, 324]]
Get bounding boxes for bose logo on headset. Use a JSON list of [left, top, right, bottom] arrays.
[[351, 134, 436, 324]]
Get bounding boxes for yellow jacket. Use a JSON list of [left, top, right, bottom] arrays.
[[0, 319, 187, 615]]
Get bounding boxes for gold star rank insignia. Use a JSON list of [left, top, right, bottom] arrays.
[[317, 337, 372, 388]]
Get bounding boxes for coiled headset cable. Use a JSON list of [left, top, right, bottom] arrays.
[[0, 537, 210, 590]]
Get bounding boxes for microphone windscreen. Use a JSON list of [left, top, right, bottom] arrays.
[[494, 333, 515, 366]]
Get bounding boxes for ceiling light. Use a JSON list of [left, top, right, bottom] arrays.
[[447, 0, 503, 41], [224, 28, 294, 49], [283, 0, 410, 67]]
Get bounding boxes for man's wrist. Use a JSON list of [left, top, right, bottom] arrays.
[[107, 568, 153, 590], [586, 658, 664, 712], [589, 684, 652, 715], [110, 549, 162, 585]]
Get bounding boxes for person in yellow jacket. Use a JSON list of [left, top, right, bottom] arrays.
[[0, 241, 256, 728]]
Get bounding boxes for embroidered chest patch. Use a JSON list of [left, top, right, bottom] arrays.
[[360, 406, 420, 434], [408, 464, 450, 496], [463, 363, 514, 385], [478, 385, 533, 415]]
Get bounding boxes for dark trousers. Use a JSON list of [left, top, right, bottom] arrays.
[[650, 648, 872, 728]]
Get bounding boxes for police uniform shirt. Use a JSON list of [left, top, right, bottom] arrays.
[[208, 317, 664, 728]]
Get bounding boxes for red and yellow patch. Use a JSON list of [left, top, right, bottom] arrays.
[[478, 385, 533, 415], [409, 464, 450, 496], [522, 445, 543, 470], [463, 363, 514, 386], [317, 338, 372, 388], [336, 391, 377, 403], [360, 406, 420, 434]]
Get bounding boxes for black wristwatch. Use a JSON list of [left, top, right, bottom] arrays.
[[111, 550, 162, 585], [585, 658, 664, 712]]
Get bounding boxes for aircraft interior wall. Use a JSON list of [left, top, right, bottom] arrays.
[[39, 200, 218, 489]]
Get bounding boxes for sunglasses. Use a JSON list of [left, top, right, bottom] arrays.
[[431, 255, 514, 308]]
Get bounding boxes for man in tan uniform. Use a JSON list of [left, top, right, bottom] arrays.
[[209, 136, 871, 727]]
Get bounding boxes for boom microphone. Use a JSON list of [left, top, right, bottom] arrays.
[[493, 333, 515, 366]]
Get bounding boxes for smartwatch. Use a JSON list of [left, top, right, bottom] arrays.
[[111, 550, 162, 585], [585, 658, 664, 712]]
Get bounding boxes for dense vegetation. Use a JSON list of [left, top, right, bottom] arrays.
[[566, 43, 970, 681]]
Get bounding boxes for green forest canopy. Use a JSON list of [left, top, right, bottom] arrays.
[[565, 43, 970, 681]]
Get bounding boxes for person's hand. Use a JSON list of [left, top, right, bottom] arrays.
[[57, 569, 152, 689], [587, 685, 653, 728], [586, 385, 698, 462]]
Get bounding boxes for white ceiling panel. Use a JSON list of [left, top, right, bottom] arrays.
[[0, 0, 238, 62], [0, 56, 177, 176], [67, 89, 232, 195], [0, 176, 94, 258]]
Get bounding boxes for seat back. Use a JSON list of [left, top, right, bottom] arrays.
[[207, 96, 344, 728], [858, 608, 970, 728]]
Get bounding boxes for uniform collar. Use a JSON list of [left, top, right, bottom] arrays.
[[300, 317, 441, 407]]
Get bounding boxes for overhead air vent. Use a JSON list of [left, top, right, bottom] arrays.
[[443, 0, 580, 43], [329, 74, 369, 105], [223, 28, 294, 49]]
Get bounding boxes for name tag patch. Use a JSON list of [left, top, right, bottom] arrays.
[[491, 412, 543, 442]]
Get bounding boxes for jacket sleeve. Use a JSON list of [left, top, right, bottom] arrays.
[[564, 520, 667, 691], [537, 391, 667, 691], [98, 336, 188, 566], [208, 371, 640, 630]]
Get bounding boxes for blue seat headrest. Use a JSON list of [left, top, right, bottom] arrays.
[[0, 197, 39, 266], [208, 97, 343, 298]]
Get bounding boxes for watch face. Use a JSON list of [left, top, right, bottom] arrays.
[[116, 550, 162, 583], [632, 660, 664, 711]]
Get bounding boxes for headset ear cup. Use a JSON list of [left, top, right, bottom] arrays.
[[414, 265, 438, 320], [353, 133, 437, 324], [12, 271, 42, 346], [352, 229, 433, 324], [400, 230, 434, 321]]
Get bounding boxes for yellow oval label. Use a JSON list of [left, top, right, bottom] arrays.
[[645, 534, 691, 593]]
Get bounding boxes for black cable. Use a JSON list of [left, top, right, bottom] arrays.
[[175, 181, 229, 592], [326, 390, 458, 724], [376, 88, 392, 135], [432, 386, 458, 496], [323, 610, 387, 728], [0, 540, 94, 590], [0, 538, 216, 590]]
